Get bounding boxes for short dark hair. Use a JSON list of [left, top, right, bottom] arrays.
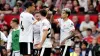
[[40, 9, 47, 17], [24, 1, 34, 8], [12, 18, 19, 24], [66, 11, 70, 16]]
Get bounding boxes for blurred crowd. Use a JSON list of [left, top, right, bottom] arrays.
[[0, 0, 100, 14], [0, 0, 100, 56]]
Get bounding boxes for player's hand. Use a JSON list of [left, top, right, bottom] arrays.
[[36, 43, 42, 49], [34, 44, 39, 49], [60, 37, 69, 46], [33, 20, 38, 24], [61, 39, 66, 46]]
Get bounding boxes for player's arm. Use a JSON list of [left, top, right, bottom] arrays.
[[61, 29, 75, 44], [64, 27, 75, 41], [37, 22, 49, 49], [33, 20, 38, 24], [40, 29, 48, 45], [7, 32, 12, 53], [37, 29, 48, 49]]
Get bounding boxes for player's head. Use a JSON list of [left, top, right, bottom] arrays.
[[10, 18, 19, 29], [40, 9, 47, 17], [24, 1, 35, 13], [34, 11, 41, 20], [61, 8, 71, 19]]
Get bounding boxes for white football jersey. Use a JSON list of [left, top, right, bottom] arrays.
[[58, 18, 75, 45], [19, 12, 36, 42], [40, 19, 52, 48], [33, 21, 40, 45]]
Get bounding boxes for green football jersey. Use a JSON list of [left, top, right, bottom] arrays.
[[12, 29, 20, 51]]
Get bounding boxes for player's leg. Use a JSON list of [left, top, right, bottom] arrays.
[[12, 51, 20, 56], [65, 46, 71, 56]]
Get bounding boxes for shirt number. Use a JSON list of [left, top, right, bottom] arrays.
[[47, 28, 51, 38], [21, 21, 24, 31]]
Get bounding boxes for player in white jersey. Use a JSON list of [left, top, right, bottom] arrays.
[[57, 8, 75, 56], [19, 1, 37, 56], [36, 10, 52, 56], [33, 12, 41, 56]]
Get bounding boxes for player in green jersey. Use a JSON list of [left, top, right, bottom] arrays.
[[7, 18, 20, 56]]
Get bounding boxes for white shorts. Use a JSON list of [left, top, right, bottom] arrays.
[[12, 51, 20, 56]]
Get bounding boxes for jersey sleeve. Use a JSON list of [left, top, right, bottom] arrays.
[[42, 22, 49, 31]]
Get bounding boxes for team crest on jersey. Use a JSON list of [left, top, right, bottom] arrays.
[[32, 18, 34, 20], [21, 16, 23, 18], [70, 23, 74, 27], [42, 23, 45, 26], [15, 34, 19, 37], [71, 23, 74, 26]]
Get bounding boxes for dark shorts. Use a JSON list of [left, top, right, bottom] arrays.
[[60, 45, 71, 56], [20, 42, 33, 55], [39, 47, 51, 56], [33, 49, 40, 56]]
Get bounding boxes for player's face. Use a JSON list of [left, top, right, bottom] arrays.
[[35, 13, 41, 20], [30, 3, 35, 12], [61, 11, 68, 19], [10, 21, 16, 28]]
